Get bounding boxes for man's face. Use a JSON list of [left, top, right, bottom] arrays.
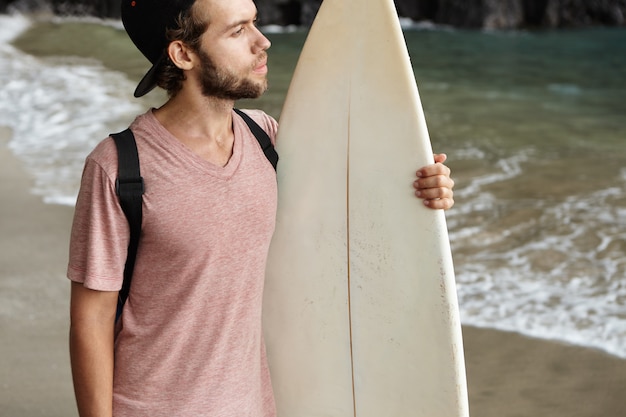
[[196, 43, 268, 100], [191, 0, 271, 100]]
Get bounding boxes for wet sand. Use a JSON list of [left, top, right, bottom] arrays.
[[1, 125, 625, 416], [0, 126, 76, 416]]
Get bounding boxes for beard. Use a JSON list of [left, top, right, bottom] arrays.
[[197, 48, 268, 100]]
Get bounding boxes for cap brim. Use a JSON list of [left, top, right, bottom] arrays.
[[134, 54, 165, 98]]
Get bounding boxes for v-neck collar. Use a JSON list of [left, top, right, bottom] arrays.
[[145, 109, 245, 180]]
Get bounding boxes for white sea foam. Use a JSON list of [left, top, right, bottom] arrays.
[[399, 18, 455, 31], [0, 13, 31, 42], [0, 14, 142, 205], [547, 83, 583, 96], [448, 152, 626, 358], [452, 150, 533, 200], [261, 24, 301, 34]]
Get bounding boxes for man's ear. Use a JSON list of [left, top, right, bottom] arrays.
[[167, 40, 195, 70]]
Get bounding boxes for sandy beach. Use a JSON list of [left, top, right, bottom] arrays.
[[1, 125, 626, 416], [0, 125, 76, 416]]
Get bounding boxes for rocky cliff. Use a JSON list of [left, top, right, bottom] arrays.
[[399, 0, 626, 29], [2, 0, 625, 29]]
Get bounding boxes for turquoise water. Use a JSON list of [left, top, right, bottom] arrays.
[[1, 14, 625, 357]]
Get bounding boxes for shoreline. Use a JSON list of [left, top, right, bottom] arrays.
[[2, 126, 626, 415]]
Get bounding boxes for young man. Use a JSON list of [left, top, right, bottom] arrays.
[[67, 0, 455, 416]]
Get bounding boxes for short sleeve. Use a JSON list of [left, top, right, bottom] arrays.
[[67, 147, 130, 292]]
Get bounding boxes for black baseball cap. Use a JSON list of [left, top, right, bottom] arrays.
[[121, 0, 197, 97]]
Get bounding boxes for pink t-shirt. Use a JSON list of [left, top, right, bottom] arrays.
[[68, 109, 278, 417]]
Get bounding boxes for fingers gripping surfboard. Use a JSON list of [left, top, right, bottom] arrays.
[[263, 0, 470, 416]]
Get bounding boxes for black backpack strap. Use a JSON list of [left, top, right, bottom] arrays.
[[111, 128, 144, 320], [233, 108, 279, 170]]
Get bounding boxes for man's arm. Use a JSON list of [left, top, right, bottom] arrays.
[[69, 282, 118, 417]]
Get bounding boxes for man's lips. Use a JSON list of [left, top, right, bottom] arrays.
[[253, 53, 268, 74], [253, 60, 268, 74]]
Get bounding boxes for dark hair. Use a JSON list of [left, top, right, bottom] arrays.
[[156, 6, 208, 97]]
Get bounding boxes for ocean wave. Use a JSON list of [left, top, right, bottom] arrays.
[[399, 18, 456, 32], [453, 150, 533, 199], [547, 83, 583, 96], [0, 14, 141, 205], [453, 178, 626, 358], [0, 13, 31, 42], [260, 24, 302, 34]]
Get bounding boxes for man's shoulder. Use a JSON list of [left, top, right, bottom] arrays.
[[235, 109, 278, 141], [85, 110, 152, 175], [86, 135, 118, 173]]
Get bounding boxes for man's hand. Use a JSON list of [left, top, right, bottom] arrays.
[[413, 153, 455, 210]]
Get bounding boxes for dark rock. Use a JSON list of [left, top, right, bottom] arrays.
[[2, 0, 625, 29], [396, 0, 439, 21], [523, 0, 550, 26], [485, 0, 525, 29], [544, 0, 626, 27], [436, 0, 486, 28]]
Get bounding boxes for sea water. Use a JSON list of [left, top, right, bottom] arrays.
[[1, 14, 625, 358]]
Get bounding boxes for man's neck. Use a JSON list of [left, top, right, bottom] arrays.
[[153, 91, 237, 166]]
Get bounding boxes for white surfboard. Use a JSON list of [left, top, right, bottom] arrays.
[[263, 0, 469, 416]]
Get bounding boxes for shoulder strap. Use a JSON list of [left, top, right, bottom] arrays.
[[233, 108, 279, 170], [111, 128, 144, 321]]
